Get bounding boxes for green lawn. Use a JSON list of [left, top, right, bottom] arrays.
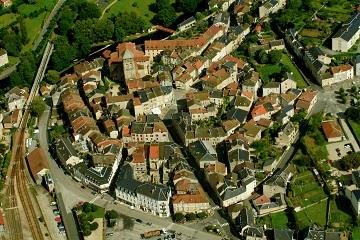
[[257, 52, 308, 88], [271, 212, 289, 229], [258, 64, 281, 82], [288, 170, 327, 208], [91, 206, 105, 218], [353, 227, 360, 240], [348, 120, 360, 144], [280, 53, 308, 89], [0, 13, 17, 29], [0, 0, 57, 51], [17, 0, 56, 15], [104, 0, 156, 24], [23, 12, 47, 51], [295, 200, 327, 230], [329, 198, 353, 229]]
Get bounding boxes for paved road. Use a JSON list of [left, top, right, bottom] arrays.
[[32, 0, 66, 51], [38, 107, 223, 240]]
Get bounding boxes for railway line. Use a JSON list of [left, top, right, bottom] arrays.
[[3, 42, 53, 240]]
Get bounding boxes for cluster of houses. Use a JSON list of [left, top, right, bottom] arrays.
[[35, 2, 324, 225], [285, 29, 360, 87]]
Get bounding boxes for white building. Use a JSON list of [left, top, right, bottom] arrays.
[[116, 164, 171, 217], [354, 55, 360, 76], [280, 73, 297, 94], [0, 49, 9, 68], [259, 0, 286, 19], [134, 86, 174, 116], [332, 13, 360, 52], [331, 64, 354, 83], [262, 82, 280, 96], [5, 87, 28, 112]]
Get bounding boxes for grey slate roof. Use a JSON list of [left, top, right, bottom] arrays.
[[74, 162, 113, 186], [177, 16, 196, 29], [333, 13, 360, 41], [274, 229, 294, 240], [116, 164, 170, 201], [55, 137, 78, 166], [227, 108, 248, 123], [238, 207, 254, 230]]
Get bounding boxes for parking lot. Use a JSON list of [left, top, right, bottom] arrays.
[[326, 141, 354, 161]]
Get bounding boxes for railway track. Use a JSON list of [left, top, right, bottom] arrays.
[[16, 112, 44, 240], [4, 42, 53, 240]]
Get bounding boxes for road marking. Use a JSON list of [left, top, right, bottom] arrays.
[[5, 206, 18, 210]]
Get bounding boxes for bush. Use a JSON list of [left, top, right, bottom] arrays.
[[90, 222, 98, 231], [174, 212, 185, 222], [83, 229, 91, 236], [87, 214, 94, 222], [185, 213, 197, 221], [105, 210, 118, 220], [197, 212, 208, 219]]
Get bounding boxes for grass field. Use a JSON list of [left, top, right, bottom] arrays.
[[288, 171, 327, 208], [329, 198, 353, 229], [281, 53, 308, 88], [348, 120, 360, 144], [104, 0, 156, 24], [271, 212, 289, 229], [0, 13, 17, 29], [353, 227, 360, 240], [257, 52, 308, 88], [17, 0, 56, 15], [0, 0, 57, 52], [91, 206, 105, 218], [23, 12, 47, 51], [295, 200, 327, 230]]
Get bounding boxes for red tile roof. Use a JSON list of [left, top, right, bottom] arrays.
[[254, 195, 270, 205], [251, 105, 268, 117], [321, 120, 343, 140], [26, 148, 49, 179], [330, 64, 353, 74], [149, 144, 160, 159]]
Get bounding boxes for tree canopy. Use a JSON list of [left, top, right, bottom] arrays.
[[30, 96, 46, 117]]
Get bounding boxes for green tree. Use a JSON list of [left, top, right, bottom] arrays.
[[257, 50, 268, 64], [45, 70, 60, 84], [82, 202, 93, 213], [19, 16, 28, 44], [57, 6, 75, 35], [185, 213, 197, 221], [51, 36, 77, 71], [196, 212, 208, 219], [176, 0, 199, 14], [30, 96, 46, 117], [288, 0, 302, 9], [94, 19, 114, 42], [105, 210, 118, 220], [90, 222, 98, 230], [2, 30, 22, 56], [153, 5, 177, 27], [268, 50, 282, 64], [87, 214, 94, 222], [174, 212, 185, 222], [114, 27, 126, 42], [77, 2, 101, 20]]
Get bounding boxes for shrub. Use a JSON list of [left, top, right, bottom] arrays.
[[185, 213, 197, 221], [90, 222, 98, 231], [174, 212, 185, 222], [105, 210, 119, 220], [197, 212, 208, 219]]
